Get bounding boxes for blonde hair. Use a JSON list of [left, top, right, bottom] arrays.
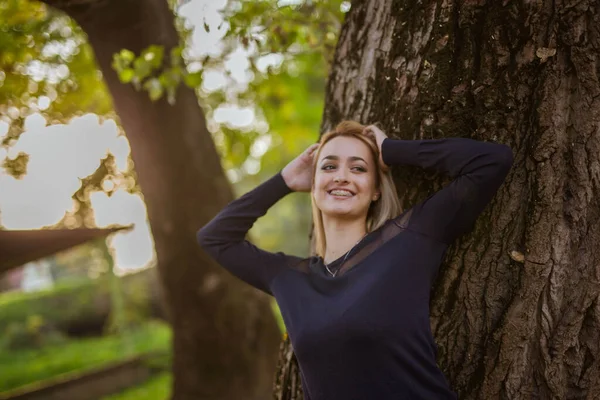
[[311, 121, 402, 258]]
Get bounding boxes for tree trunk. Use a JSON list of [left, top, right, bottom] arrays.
[[40, 0, 281, 398], [276, 1, 600, 399]]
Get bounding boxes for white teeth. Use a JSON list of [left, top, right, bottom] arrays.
[[330, 190, 353, 197]]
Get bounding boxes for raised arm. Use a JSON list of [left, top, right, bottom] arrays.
[[197, 144, 318, 294], [365, 125, 513, 244], [197, 173, 296, 294]]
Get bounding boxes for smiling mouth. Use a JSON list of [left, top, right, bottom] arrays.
[[328, 189, 354, 197]]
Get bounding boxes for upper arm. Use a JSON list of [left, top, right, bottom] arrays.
[[198, 229, 301, 295], [196, 173, 301, 295]]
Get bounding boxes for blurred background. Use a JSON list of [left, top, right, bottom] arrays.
[[0, 0, 348, 398]]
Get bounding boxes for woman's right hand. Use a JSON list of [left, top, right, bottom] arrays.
[[281, 143, 319, 192], [363, 125, 389, 172]]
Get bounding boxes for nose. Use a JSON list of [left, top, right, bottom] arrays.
[[333, 171, 349, 184]]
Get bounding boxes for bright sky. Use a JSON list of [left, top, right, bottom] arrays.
[[0, 0, 255, 272]]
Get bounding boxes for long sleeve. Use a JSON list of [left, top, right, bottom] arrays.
[[197, 173, 302, 295], [382, 138, 513, 244]]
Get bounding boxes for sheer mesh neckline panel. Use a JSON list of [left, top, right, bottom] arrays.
[[288, 209, 413, 277]]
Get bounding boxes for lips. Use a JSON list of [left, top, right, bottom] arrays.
[[328, 189, 354, 197]]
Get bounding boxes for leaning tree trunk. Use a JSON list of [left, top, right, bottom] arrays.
[[40, 0, 282, 398], [275, 1, 600, 399]]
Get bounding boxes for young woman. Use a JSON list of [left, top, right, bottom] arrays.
[[197, 121, 513, 400]]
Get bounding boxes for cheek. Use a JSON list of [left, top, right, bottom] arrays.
[[357, 174, 377, 194], [312, 174, 325, 201], [313, 172, 328, 190]]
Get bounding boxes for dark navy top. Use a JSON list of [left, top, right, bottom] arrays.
[[197, 138, 513, 400]]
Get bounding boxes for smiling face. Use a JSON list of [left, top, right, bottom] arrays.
[[312, 135, 380, 221]]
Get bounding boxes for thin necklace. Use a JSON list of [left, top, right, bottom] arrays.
[[324, 233, 367, 277]]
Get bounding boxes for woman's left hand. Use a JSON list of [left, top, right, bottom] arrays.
[[363, 125, 389, 172]]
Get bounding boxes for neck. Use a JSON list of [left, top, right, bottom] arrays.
[[322, 216, 367, 264]]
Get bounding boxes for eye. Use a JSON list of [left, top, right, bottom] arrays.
[[351, 166, 367, 172], [321, 164, 336, 171]]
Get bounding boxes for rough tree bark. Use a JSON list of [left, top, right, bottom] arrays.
[[276, 1, 600, 399], [40, 0, 282, 399]]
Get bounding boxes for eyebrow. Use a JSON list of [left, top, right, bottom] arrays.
[[321, 155, 367, 163]]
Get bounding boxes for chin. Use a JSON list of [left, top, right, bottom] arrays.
[[320, 203, 368, 220], [314, 193, 370, 220], [322, 208, 352, 218]]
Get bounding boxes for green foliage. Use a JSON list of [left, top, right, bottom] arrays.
[[0, 279, 109, 332], [111, 44, 203, 104], [108, 0, 346, 174], [204, 0, 345, 170], [270, 298, 286, 333], [102, 371, 172, 400], [1, 0, 348, 257], [57, 153, 139, 228], [0, 268, 156, 337], [0, 0, 130, 216], [1, 315, 67, 350], [0, 0, 112, 146], [223, 0, 343, 58], [109, 0, 348, 257], [0, 320, 170, 393], [1, 151, 29, 178], [207, 1, 347, 257]]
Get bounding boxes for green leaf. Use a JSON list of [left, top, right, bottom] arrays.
[[143, 77, 163, 101], [183, 71, 203, 88], [158, 69, 181, 92], [133, 58, 153, 81], [119, 49, 135, 64], [141, 45, 164, 69], [170, 46, 183, 66], [117, 68, 135, 83]]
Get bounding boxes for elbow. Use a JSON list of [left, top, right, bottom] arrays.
[[196, 226, 221, 261], [196, 221, 228, 258], [196, 225, 213, 249]]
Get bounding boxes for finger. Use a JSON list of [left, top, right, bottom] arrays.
[[363, 126, 377, 137], [303, 143, 319, 161], [369, 125, 384, 135], [308, 143, 319, 156], [363, 129, 375, 141]]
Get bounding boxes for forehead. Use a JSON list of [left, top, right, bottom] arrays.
[[319, 136, 373, 161]]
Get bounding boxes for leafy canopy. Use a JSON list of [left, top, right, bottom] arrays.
[[0, 0, 348, 246]]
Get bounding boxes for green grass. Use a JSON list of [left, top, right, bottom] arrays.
[[0, 320, 171, 393], [102, 372, 171, 400]]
